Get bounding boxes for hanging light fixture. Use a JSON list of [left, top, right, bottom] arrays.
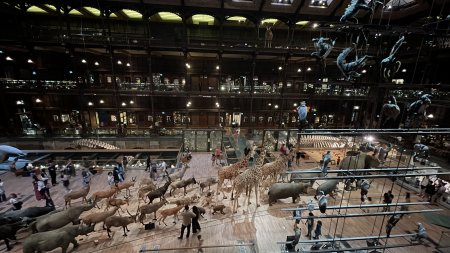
[[126, 62, 131, 67], [117, 60, 122, 65], [6, 56, 13, 61], [27, 59, 34, 64], [94, 61, 99, 66], [81, 59, 87, 64]]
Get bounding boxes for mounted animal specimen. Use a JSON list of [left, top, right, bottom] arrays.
[[157, 205, 184, 225], [81, 206, 120, 230], [261, 152, 294, 183], [167, 165, 189, 182], [170, 177, 197, 196], [311, 37, 336, 71], [406, 94, 432, 128], [381, 35, 406, 81], [217, 153, 250, 199], [340, 0, 382, 23], [106, 198, 129, 213], [104, 210, 138, 237], [379, 95, 401, 128], [199, 177, 217, 192], [138, 199, 168, 223], [22, 224, 94, 253], [64, 184, 90, 208], [170, 195, 199, 206], [0, 221, 28, 251], [117, 177, 137, 196], [138, 184, 157, 202], [268, 182, 310, 206], [89, 185, 120, 208], [147, 174, 172, 203], [337, 47, 369, 81]]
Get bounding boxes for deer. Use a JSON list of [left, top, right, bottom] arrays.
[[169, 177, 197, 196], [138, 199, 168, 224], [81, 206, 119, 229], [199, 178, 217, 192], [117, 177, 137, 196], [157, 205, 184, 226], [89, 185, 120, 208], [104, 210, 138, 237], [147, 173, 172, 203], [139, 178, 155, 187], [64, 184, 90, 208], [169, 195, 199, 206], [138, 184, 157, 202], [105, 198, 129, 213], [167, 164, 189, 182]]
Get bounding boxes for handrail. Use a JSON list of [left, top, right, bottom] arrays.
[[276, 233, 416, 244], [281, 201, 432, 211], [297, 243, 420, 253], [287, 166, 440, 174], [289, 209, 443, 220], [294, 171, 450, 181], [139, 243, 254, 252]]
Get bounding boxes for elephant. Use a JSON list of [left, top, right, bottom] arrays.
[[22, 224, 94, 253], [0, 206, 55, 220], [30, 203, 94, 233]]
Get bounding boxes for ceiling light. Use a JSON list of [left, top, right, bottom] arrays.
[[129, 100, 134, 104], [427, 114, 434, 119], [216, 65, 220, 70], [27, 59, 34, 64], [88, 102, 93, 106], [186, 103, 191, 107], [185, 63, 191, 69], [94, 61, 99, 66], [6, 56, 13, 61], [307, 67, 312, 71], [312, 23, 319, 28], [278, 66, 283, 71], [117, 60, 122, 65], [16, 100, 24, 105], [121, 102, 126, 106], [274, 105, 279, 109], [99, 100, 104, 104], [297, 68, 302, 72], [362, 69, 367, 73], [387, 5, 392, 9], [35, 98, 42, 103], [81, 59, 87, 64], [293, 103, 297, 107], [402, 68, 407, 73], [69, 70, 73, 74], [0, 50, 3, 53], [354, 106, 360, 110], [216, 103, 220, 108], [32, 71, 37, 75], [268, 103, 272, 106], [126, 62, 131, 67]]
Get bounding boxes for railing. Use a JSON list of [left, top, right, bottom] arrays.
[[437, 231, 450, 252]]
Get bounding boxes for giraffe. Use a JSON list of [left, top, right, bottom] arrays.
[[261, 152, 295, 184], [216, 152, 251, 199], [231, 144, 267, 213]]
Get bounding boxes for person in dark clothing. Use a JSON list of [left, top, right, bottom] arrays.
[[382, 190, 394, 212], [113, 167, 120, 183], [305, 212, 314, 240], [424, 181, 436, 202], [146, 155, 151, 172], [47, 160, 58, 186], [244, 147, 251, 156], [192, 206, 201, 234], [386, 214, 402, 237]]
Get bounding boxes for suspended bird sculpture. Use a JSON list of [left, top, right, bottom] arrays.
[[340, 0, 383, 23], [297, 101, 308, 127], [413, 143, 430, 162], [381, 35, 406, 81], [336, 48, 369, 81], [405, 94, 432, 128], [379, 95, 401, 128], [311, 37, 336, 71]]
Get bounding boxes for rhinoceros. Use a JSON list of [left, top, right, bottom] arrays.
[[316, 179, 340, 198], [22, 224, 94, 253], [0, 206, 55, 220], [339, 153, 380, 173], [268, 182, 310, 206], [30, 203, 94, 232], [0, 221, 28, 251]]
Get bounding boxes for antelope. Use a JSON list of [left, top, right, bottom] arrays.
[[138, 184, 157, 202], [139, 178, 155, 187], [169, 195, 199, 206], [147, 174, 171, 203], [89, 185, 120, 208], [81, 206, 119, 229], [105, 198, 129, 213], [64, 184, 90, 208], [138, 199, 168, 224], [104, 210, 138, 237], [157, 205, 184, 225], [169, 177, 197, 196], [117, 177, 137, 196], [199, 178, 217, 192]]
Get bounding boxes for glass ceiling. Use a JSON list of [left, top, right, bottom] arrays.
[[271, 0, 294, 5], [191, 14, 215, 25], [309, 0, 334, 8], [385, 0, 417, 10]]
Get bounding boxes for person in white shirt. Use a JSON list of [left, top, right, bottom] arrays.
[[9, 193, 22, 210], [0, 179, 7, 202]]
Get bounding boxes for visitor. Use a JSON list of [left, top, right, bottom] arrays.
[[424, 180, 435, 202], [178, 205, 196, 239], [295, 148, 302, 166], [145, 155, 151, 172], [65, 159, 76, 176], [113, 167, 121, 184], [412, 223, 428, 243], [419, 176, 429, 197], [211, 153, 216, 166], [382, 190, 394, 212], [280, 144, 288, 156], [32, 176, 43, 201], [47, 159, 58, 186], [192, 206, 201, 234], [313, 220, 322, 240], [321, 151, 331, 174], [386, 214, 402, 237], [293, 204, 302, 222], [307, 199, 315, 212], [360, 179, 370, 202], [432, 182, 446, 204], [9, 193, 23, 210], [0, 179, 6, 202], [336, 156, 341, 166], [81, 168, 92, 187], [107, 172, 115, 186], [318, 191, 328, 214], [33, 175, 54, 207], [117, 163, 125, 182], [60, 173, 71, 192], [305, 212, 314, 240], [122, 156, 128, 171], [400, 192, 411, 212], [214, 147, 222, 165], [197, 234, 204, 253], [291, 220, 301, 250]]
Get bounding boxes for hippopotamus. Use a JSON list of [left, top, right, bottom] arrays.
[[268, 182, 310, 206]]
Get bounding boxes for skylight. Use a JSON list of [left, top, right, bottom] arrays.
[[68, 9, 83, 16], [27, 5, 47, 13], [84, 7, 101, 16], [227, 16, 247, 22], [309, 0, 333, 8], [271, 0, 294, 5], [191, 14, 215, 25], [110, 13, 118, 18], [157, 12, 182, 22], [261, 18, 279, 25], [122, 9, 142, 19], [384, 0, 417, 11], [296, 20, 309, 25], [44, 4, 57, 12]]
